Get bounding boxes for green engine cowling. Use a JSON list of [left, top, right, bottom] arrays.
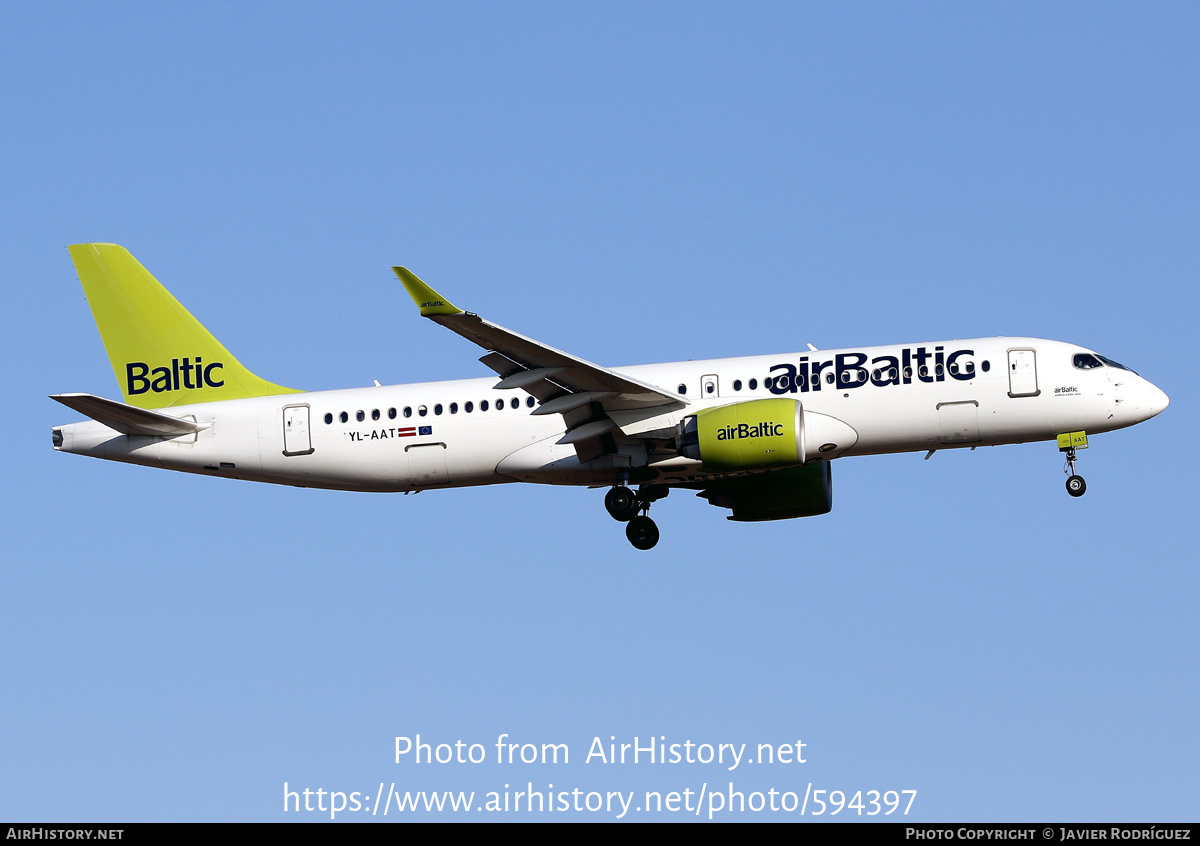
[[678, 398, 804, 471], [678, 399, 832, 521]]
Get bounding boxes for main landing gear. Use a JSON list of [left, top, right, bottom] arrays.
[[626, 515, 660, 551], [1064, 446, 1086, 497], [605, 482, 669, 550], [603, 486, 640, 521]]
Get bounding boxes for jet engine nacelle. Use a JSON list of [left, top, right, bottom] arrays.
[[698, 462, 833, 522], [678, 398, 805, 471]]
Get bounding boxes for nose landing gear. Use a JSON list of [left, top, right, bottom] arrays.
[[605, 482, 669, 550], [1064, 447, 1086, 497], [1058, 431, 1089, 497]]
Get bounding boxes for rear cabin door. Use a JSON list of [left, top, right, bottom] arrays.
[[282, 404, 314, 456], [1007, 349, 1040, 397]]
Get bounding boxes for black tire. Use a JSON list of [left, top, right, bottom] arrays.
[[1066, 475, 1087, 497], [625, 515, 660, 550], [604, 486, 639, 522]]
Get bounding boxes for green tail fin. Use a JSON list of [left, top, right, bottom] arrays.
[[68, 243, 301, 408]]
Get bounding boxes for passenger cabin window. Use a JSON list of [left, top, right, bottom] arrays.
[[371, 409, 380, 421], [678, 384, 687, 395], [450, 402, 458, 414], [434, 404, 443, 415], [465, 401, 474, 413], [511, 397, 519, 409], [481, 400, 489, 411], [526, 397, 535, 408], [324, 413, 333, 424], [339, 411, 348, 423], [388, 408, 397, 419], [418, 405, 428, 417], [1073, 353, 1104, 370], [733, 380, 742, 391], [356, 410, 365, 422], [403, 407, 412, 418]]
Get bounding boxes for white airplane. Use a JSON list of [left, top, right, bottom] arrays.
[[53, 244, 1169, 550]]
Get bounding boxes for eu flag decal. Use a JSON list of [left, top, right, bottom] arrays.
[[418, 426, 433, 436]]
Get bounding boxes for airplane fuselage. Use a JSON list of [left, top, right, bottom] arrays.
[[54, 337, 1168, 493]]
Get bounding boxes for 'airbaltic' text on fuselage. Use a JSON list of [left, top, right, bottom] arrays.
[[767, 346, 977, 393]]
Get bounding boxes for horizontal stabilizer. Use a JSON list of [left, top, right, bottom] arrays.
[[50, 393, 204, 437]]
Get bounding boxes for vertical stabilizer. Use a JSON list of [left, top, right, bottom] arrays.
[[68, 243, 301, 408]]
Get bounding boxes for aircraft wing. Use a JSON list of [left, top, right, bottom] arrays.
[[394, 267, 688, 461]]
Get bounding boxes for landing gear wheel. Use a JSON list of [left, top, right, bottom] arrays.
[[1061, 445, 1088, 498], [604, 486, 640, 522], [626, 515, 660, 550]]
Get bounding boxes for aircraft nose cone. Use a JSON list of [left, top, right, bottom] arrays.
[[1147, 383, 1169, 416], [1132, 379, 1169, 421]]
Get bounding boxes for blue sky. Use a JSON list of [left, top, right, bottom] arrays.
[[2, 2, 1197, 821]]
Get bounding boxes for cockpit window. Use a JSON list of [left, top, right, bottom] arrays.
[[1073, 353, 1104, 370], [1096, 354, 1136, 374]]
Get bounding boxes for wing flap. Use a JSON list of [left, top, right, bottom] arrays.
[[556, 418, 618, 445], [495, 366, 568, 390], [530, 392, 615, 416]]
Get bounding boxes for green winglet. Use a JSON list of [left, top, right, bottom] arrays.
[[392, 267, 462, 316]]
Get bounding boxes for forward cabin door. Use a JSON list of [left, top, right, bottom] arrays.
[[1007, 349, 1040, 397], [282, 404, 314, 456]]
